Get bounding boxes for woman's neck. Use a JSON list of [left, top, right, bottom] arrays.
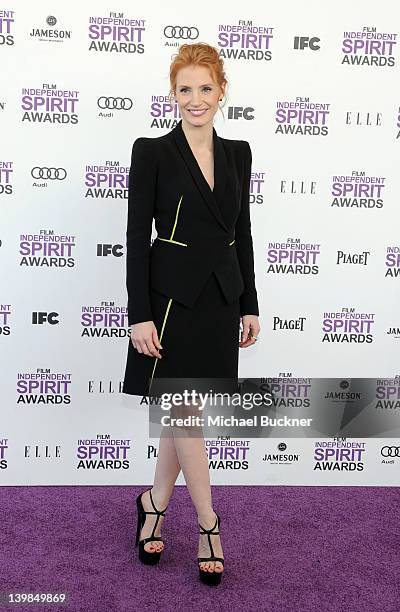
[[181, 119, 213, 152]]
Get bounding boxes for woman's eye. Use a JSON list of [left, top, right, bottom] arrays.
[[179, 87, 212, 93]]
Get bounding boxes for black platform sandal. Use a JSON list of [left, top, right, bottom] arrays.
[[197, 513, 225, 586], [135, 488, 168, 565]]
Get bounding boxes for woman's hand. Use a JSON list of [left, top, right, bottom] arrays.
[[239, 315, 260, 348], [130, 321, 163, 359]]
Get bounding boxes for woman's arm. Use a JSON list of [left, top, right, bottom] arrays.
[[235, 140, 259, 317], [126, 137, 157, 325]]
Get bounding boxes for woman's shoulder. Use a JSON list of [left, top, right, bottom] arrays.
[[220, 135, 251, 152], [220, 136, 251, 165], [132, 133, 164, 147], [130, 134, 169, 164]]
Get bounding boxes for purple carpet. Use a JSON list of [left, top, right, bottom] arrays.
[[0, 486, 399, 612]]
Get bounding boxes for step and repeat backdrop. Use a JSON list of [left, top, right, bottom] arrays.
[[1, 2, 400, 485]]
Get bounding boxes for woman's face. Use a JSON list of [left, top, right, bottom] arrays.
[[174, 65, 223, 128]]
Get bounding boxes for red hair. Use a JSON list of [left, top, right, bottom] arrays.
[[168, 43, 228, 113]]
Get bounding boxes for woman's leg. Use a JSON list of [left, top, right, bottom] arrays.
[[170, 402, 224, 574], [139, 425, 181, 553]]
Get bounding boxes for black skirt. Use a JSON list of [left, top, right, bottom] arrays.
[[122, 270, 241, 397]]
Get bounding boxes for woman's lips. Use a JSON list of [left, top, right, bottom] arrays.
[[187, 108, 208, 116]]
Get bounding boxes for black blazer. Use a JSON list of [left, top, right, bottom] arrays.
[[126, 119, 259, 325]]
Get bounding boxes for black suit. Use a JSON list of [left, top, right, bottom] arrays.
[[126, 119, 259, 326]]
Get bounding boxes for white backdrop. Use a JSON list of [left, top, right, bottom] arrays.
[[1, 1, 399, 485]]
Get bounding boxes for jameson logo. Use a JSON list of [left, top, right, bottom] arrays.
[[266, 238, 320, 275], [29, 15, 71, 42], [217, 20, 274, 61], [262, 442, 299, 465], [275, 97, 330, 135], [21, 83, 79, 124], [81, 302, 129, 338], [85, 161, 129, 198], [331, 170, 385, 209], [375, 377, 400, 410], [322, 307, 375, 343], [16, 369, 72, 404], [150, 93, 180, 129], [342, 26, 397, 67], [385, 245, 400, 278], [88, 12, 145, 53], [76, 434, 131, 470]]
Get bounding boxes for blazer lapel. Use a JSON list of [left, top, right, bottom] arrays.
[[171, 119, 228, 231]]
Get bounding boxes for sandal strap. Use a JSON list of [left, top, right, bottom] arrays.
[[140, 536, 164, 545], [198, 514, 219, 534], [198, 514, 221, 560], [198, 556, 224, 564], [148, 488, 168, 515], [139, 489, 168, 541]]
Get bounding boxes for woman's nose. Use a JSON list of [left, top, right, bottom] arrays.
[[191, 92, 201, 104]]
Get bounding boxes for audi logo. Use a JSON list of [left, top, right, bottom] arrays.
[[381, 446, 400, 457], [163, 26, 199, 40], [97, 97, 133, 110], [31, 167, 67, 180]]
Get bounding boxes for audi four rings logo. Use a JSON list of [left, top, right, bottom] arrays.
[[31, 167, 67, 180], [97, 97, 133, 110], [381, 446, 400, 457], [163, 26, 199, 40]]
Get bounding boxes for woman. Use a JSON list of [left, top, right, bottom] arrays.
[[122, 43, 260, 586]]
